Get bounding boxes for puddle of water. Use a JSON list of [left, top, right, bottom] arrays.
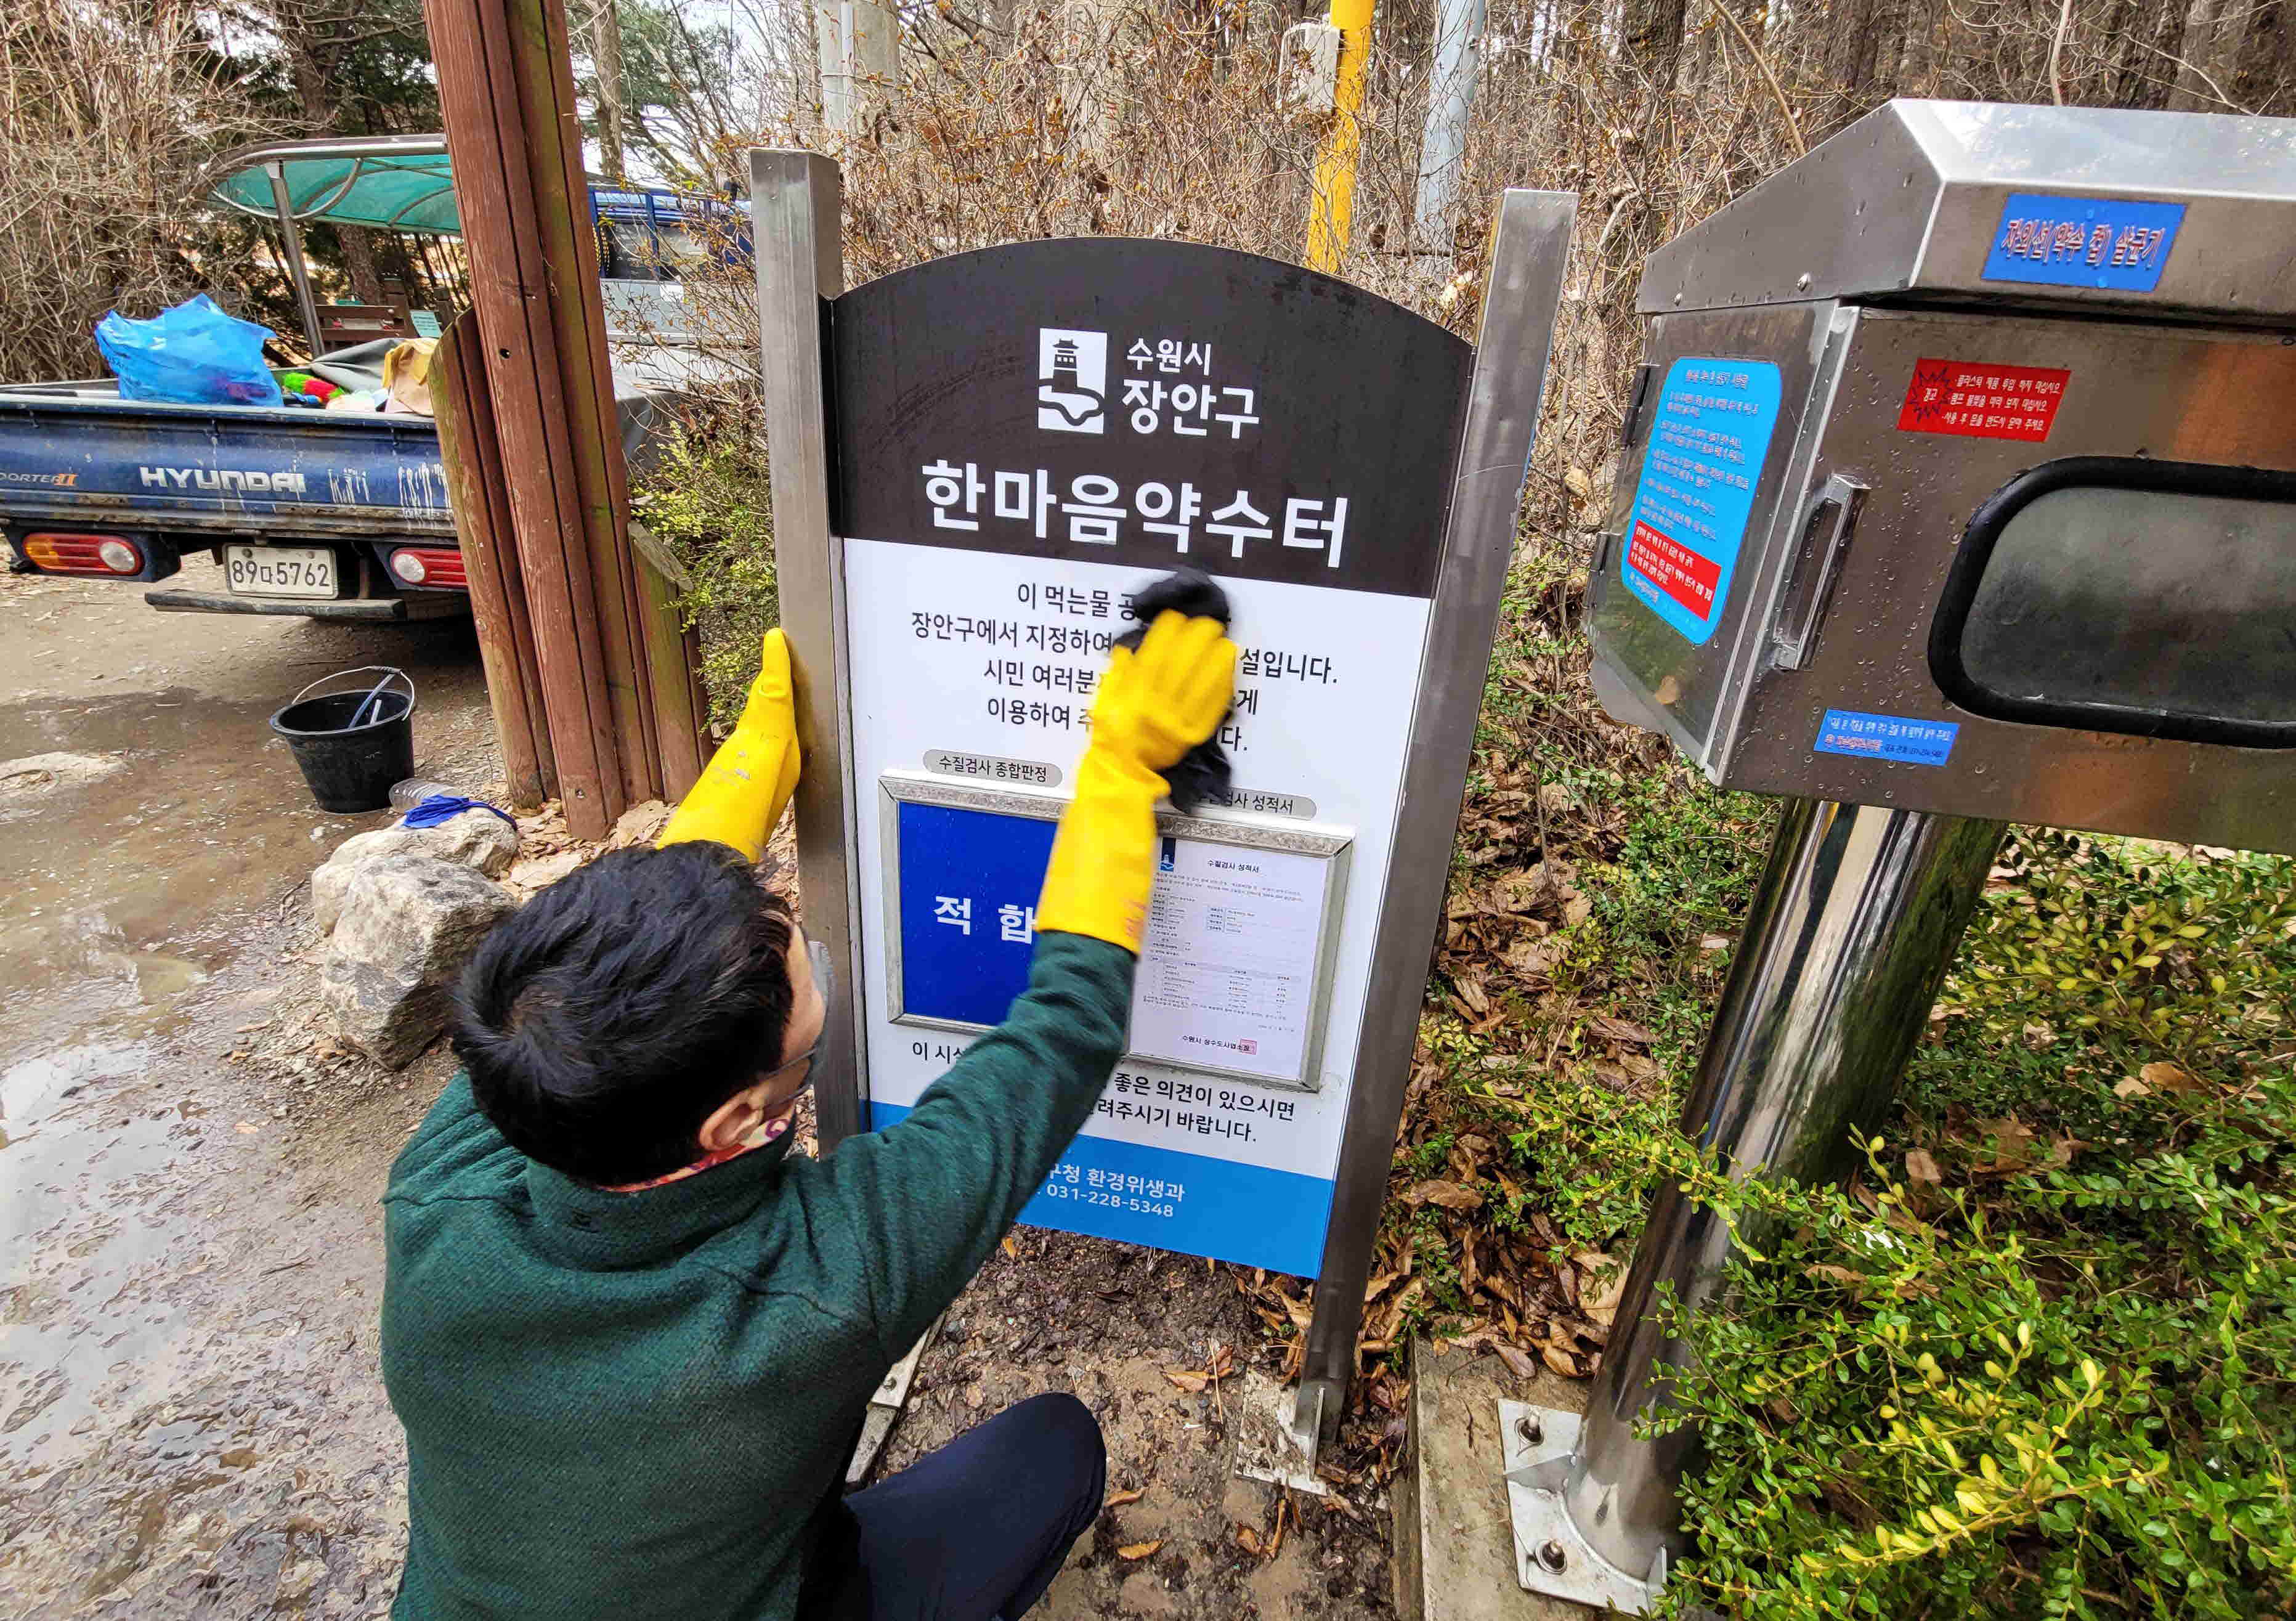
[[0, 611, 486, 1609], [0, 1040, 200, 1468], [0, 688, 387, 1071], [0, 1039, 150, 1134]]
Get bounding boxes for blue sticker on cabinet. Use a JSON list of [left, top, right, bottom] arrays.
[[1814, 709, 1960, 768], [1620, 359, 1785, 646], [1981, 193, 2186, 293]]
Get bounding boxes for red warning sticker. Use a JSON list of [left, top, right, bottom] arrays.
[[1898, 358, 2070, 441], [1625, 521, 1721, 619]]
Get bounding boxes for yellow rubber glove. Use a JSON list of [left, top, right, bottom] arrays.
[[657, 628, 802, 861], [1035, 611, 1238, 953]]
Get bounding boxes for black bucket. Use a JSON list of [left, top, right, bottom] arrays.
[[270, 667, 417, 813]]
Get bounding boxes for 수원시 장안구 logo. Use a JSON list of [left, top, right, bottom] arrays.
[[1037, 328, 1107, 434]]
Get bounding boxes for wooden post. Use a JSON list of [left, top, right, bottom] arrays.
[[433, 311, 556, 808], [423, 0, 652, 838], [629, 520, 712, 802], [505, 0, 664, 811]]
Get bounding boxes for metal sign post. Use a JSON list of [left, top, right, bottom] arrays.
[[752, 146, 1573, 1440], [1511, 100, 2296, 1612]]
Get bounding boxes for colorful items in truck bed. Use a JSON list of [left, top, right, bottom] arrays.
[[277, 371, 343, 408]]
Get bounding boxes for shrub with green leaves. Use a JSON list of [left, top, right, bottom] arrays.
[[631, 407, 777, 729], [1660, 831, 2296, 1619]]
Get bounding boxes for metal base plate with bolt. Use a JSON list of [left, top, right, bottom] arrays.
[[1233, 1373, 1330, 1496], [1498, 1401, 1666, 1614]]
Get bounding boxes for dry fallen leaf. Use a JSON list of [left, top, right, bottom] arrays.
[[1503, 935, 1567, 977], [1905, 1148, 1942, 1185], [1541, 1344, 1580, 1378], [1588, 1014, 1657, 1046], [1103, 1487, 1144, 1508], [1580, 1254, 1628, 1324], [1493, 1341, 1537, 1379], [1164, 1369, 1209, 1394], [1402, 1179, 1484, 1212], [1970, 1116, 2039, 1171], [1488, 869, 1549, 913], [1118, 1540, 1164, 1561], [2140, 1060, 2202, 1094], [1589, 1060, 1634, 1093], [1236, 1525, 1262, 1555], [608, 799, 673, 849]]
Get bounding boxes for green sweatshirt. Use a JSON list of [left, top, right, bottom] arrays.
[[379, 932, 1132, 1620]]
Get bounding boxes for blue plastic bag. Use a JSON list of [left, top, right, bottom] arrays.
[[95, 295, 283, 407]]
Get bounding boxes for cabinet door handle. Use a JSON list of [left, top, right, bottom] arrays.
[[1772, 474, 1868, 670]]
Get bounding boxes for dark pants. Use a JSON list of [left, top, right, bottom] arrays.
[[848, 1392, 1106, 1621]]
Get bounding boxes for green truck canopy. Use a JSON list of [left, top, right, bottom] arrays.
[[208, 136, 461, 234]]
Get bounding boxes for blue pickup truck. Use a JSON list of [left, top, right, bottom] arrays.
[[0, 346, 696, 620], [0, 137, 740, 620], [0, 342, 471, 621]]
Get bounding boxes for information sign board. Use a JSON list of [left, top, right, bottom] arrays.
[[828, 240, 1467, 1273]]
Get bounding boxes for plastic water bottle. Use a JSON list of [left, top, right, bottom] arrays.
[[388, 778, 459, 815]]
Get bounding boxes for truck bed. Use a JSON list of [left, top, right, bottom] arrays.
[[0, 380, 453, 543]]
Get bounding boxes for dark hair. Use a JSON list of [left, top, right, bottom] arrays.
[[451, 842, 796, 1185]]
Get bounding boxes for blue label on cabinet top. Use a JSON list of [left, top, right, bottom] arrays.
[[1620, 359, 1785, 647], [1982, 193, 2185, 293], [1814, 709, 1960, 768]]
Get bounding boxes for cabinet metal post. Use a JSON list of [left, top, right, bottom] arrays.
[[1507, 797, 2003, 1611]]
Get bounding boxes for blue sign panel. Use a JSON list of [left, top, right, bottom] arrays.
[[895, 800, 1056, 1029], [1814, 709, 1960, 768], [1982, 193, 2185, 293], [870, 1100, 1335, 1276], [1620, 358, 1784, 646]]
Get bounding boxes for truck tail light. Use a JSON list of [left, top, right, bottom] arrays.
[[24, 532, 145, 576], [388, 546, 468, 589]]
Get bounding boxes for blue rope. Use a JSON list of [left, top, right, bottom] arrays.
[[402, 794, 519, 831]]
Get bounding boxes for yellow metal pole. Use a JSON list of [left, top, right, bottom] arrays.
[[1307, 0, 1376, 272]]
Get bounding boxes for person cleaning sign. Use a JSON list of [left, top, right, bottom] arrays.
[[378, 607, 1238, 1620]]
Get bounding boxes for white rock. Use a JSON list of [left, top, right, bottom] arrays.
[[320, 854, 516, 1069], [312, 810, 520, 932]]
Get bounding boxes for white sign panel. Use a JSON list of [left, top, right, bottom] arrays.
[[824, 238, 1474, 1274]]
